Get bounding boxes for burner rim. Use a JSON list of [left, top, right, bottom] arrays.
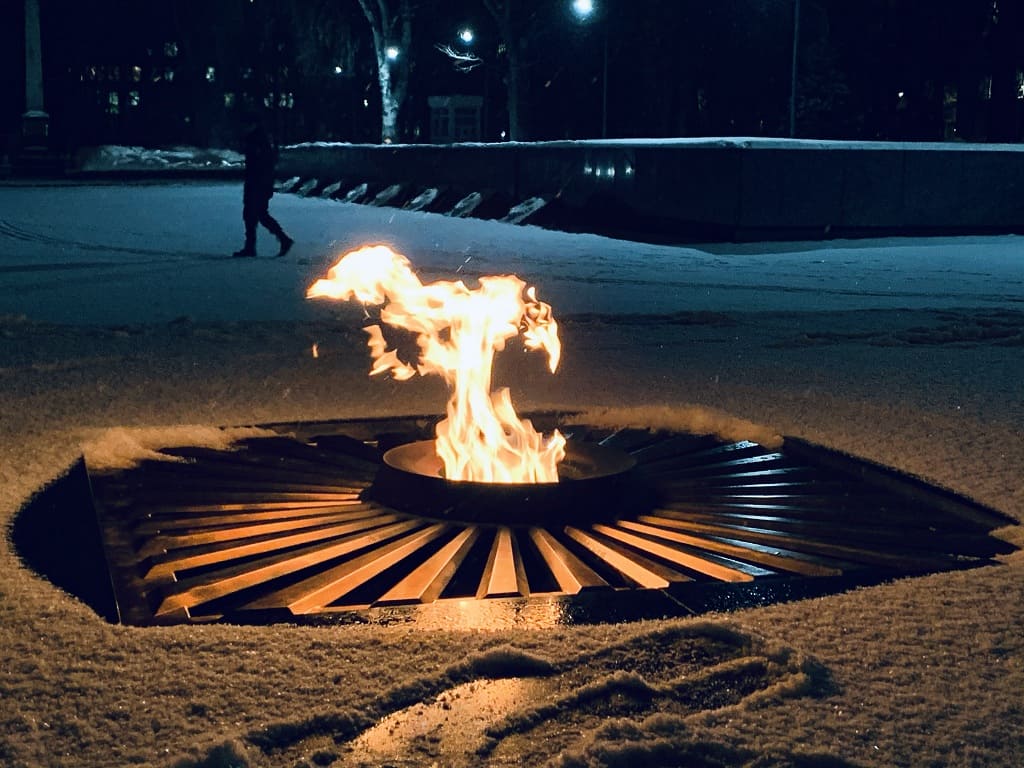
[[370, 439, 644, 526], [381, 439, 638, 486]]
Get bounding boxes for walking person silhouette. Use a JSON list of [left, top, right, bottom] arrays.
[[233, 113, 293, 258]]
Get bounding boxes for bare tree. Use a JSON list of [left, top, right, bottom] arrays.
[[356, 0, 413, 143]]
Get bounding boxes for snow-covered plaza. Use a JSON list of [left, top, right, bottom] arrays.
[[1, 180, 1022, 767]]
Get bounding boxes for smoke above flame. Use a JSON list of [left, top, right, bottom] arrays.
[[307, 245, 566, 483]]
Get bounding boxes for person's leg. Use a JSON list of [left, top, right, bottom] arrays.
[[234, 201, 258, 257], [258, 205, 293, 257]]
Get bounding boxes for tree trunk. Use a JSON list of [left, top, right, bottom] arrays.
[[358, 0, 411, 144], [377, 56, 398, 142], [483, 0, 527, 141], [987, 2, 1022, 142], [505, 43, 522, 140]]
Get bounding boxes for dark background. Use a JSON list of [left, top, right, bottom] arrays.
[[2, 0, 1023, 154]]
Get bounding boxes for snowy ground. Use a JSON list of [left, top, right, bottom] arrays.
[[1, 179, 1022, 767]]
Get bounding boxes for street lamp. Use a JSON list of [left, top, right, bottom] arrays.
[[570, 0, 608, 138], [458, 27, 474, 45], [386, 45, 400, 62], [789, 0, 800, 137]]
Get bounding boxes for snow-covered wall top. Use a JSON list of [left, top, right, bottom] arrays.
[[287, 136, 1024, 153]]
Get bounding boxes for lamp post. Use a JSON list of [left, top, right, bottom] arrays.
[[789, 0, 800, 137], [22, 0, 49, 148], [571, 0, 608, 138]]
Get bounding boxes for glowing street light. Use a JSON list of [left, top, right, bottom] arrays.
[[458, 27, 474, 45], [572, 0, 595, 18], [386, 45, 400, 61]]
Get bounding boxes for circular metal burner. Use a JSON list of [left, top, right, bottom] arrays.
[[17, 414, 1018, 627], [371, 439, 640, 525]]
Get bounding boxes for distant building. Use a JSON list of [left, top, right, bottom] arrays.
[[428, 95, 483, 143]]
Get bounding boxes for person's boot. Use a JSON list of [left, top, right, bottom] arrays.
[[234, 228, 257, 258], [275, 235, 294, 258]]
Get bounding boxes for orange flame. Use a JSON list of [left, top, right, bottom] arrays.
[[307, 245, 566, 483]]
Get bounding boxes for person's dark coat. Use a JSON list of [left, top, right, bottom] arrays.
[[242, 125, 277, 205]]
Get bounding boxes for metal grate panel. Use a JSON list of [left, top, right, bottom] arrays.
[[71, 415, 1018, 626]]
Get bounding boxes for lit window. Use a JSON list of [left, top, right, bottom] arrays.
[[334, 65, 344, 75], [206, 66, 216, 83], [242, 67, 253, 80], [980, 77, 992, 100], [431, 107, 450, 140], [131, 65, 142, 82], [164, 41, 178, 57], [107, 91, 120, 115], [164, 67, 175, 82], [1017, 71, 1024, 99], [87, 65, 98, 81], [224, 92, 236, 108], [454, 107, 477, 139], [278, 92, 294, 108], [129, 90, 140, 107]]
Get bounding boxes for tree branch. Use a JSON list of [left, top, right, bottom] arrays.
[[356, 0, 378, 29], [435, 43, 484, 72]]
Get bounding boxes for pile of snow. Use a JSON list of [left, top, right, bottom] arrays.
[[75, 145, 243, 172], [502, 196, 548, 225], [81, 425, 278, 471]]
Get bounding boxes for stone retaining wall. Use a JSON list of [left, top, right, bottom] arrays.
[[279, 139, 1024, 241]]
